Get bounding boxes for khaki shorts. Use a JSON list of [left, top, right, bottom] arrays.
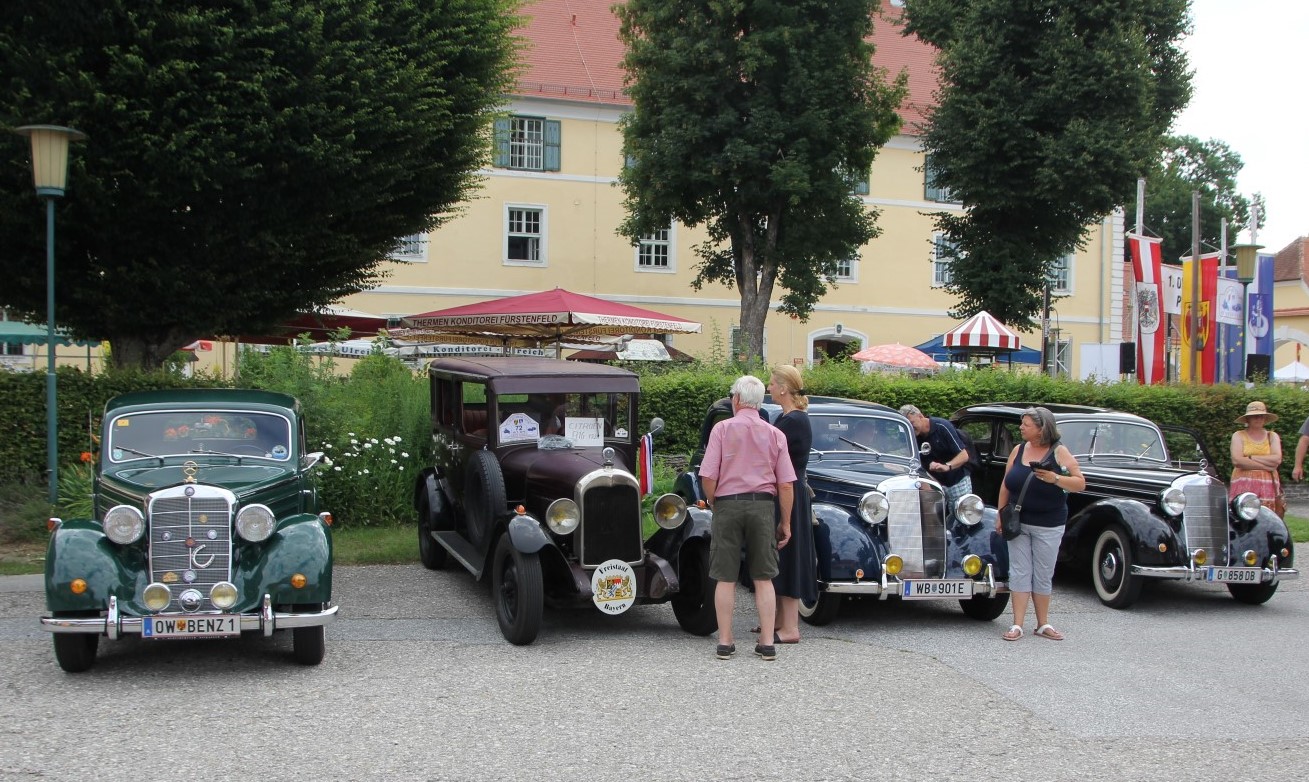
[[708, 499, 778, 582]]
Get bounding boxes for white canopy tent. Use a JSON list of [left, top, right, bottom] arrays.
[[1273, 361, 1309, 382]]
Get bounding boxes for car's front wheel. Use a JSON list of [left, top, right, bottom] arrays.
[[417, 493, 449, 571], [1227, 581, 1279, 605], [670, 543, 717, 636], [292, 625, 326, 666], [492, 534, 543, 645], [52, 633, 98, 673], [798, 591, 841, 626], [1091, 525, 1144, 608], [959, 593, 1010, 621]]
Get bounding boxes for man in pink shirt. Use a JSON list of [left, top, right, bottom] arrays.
[[699, 375, 795, 661]]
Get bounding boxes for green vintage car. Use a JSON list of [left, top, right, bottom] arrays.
[[39, 389, 338, 672]]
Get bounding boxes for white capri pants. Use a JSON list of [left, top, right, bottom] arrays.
[[1007, 524, 1065, 595]]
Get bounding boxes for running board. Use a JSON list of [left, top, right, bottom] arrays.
[[434, 531, 486, 580]]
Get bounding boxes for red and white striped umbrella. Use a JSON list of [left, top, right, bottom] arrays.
[[851, 343, 939, 370], [942, 311, 1021, 351]]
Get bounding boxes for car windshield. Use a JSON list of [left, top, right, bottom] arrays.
[[1059, 420, 1167, 462], [809, 414, 916, 459], [493, 392, 634, 445], [106, 410, 294, 462]]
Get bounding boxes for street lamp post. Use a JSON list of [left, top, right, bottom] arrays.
[[14, 125, 86, 506]]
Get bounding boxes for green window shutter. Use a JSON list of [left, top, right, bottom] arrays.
[[544, 119, 561, 171], [924, 154, 941, 201], [493, 117, 511, 167]]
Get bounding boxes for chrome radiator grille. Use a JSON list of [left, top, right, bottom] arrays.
[[1181, 482, 1230, 565], [148, 491, 234, 609], [580, 483, 643, 567], [886, 484, 947, 578]]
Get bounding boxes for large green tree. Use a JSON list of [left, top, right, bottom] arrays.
[[904, 0, 1192, 327], [616, 0, 905, 363], [1124, 134, 1259, 262], [1, 0, 519, 369]]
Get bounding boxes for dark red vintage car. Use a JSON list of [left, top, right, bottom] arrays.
[[413, 357, 697, 644]]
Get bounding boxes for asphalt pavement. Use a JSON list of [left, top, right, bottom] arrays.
[[1, 564, 1306, 781]]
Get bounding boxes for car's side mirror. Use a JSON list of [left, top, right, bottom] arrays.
[[648, 417, 665, 436], [303, 451, 325, 470]]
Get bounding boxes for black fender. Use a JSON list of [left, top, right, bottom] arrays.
[[1237, 508, 1295, 565], [645, 506, 712, 565], [811, 502, 882, 582], [951, 507, 1009, 579], [506, 513, 553, 555], [413, 468, 439, 512], [1062, 498, 1180, 568]]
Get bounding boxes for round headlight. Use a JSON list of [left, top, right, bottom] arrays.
[[1233, 492, 1261, 521], [954, 494, 984, 526], [209, 581, 238, 610], [236, 504, 276, 542], [143, 582, 172, 611], [545, 498, 580, 535], [1159, 486, 1186, 517], [858, 492, 889, 524], [883, 554, 904, 577], [103, 505, 145, 545], [653, 493, 688, 530], [962, 554, 983, 577]]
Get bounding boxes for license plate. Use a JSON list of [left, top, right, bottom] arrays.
[[901, 579, 975, 599], [1205, 567, 1261, 584], [142, 615, 240, 639]]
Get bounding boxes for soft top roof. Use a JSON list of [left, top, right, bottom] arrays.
[[105, 388, 301, 416], [427, 356, 640, 395]]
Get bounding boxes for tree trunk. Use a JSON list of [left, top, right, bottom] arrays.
[[108, 332, 192, 371]]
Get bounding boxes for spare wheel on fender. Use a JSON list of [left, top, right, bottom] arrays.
[[464, 450, 507, 549]]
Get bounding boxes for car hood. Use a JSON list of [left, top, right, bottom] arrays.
[[1075, 460, 1198, 501], [807, 457, 917, 485], [103, 462, 297, 497]]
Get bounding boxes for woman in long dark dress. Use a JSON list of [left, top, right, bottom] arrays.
[[767, 365, 816, 644]]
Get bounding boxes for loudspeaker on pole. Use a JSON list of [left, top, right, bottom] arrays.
[[1119, 342, 1136, 374], [1245, 354, 1271, 382]]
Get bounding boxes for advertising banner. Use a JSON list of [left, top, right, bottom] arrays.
[[1180, 252, 1221, 384]]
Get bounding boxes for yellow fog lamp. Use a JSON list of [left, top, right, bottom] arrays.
[[962, 554, 983, 577], [883, 554, 904, 577], [290, 573, 308, 589], [1244, 550, 1258, 566], [209, 581, 238, 609], [1191, 548, 1208, 567], [143, 583, 172, 611], [70, 578, 88, 595]]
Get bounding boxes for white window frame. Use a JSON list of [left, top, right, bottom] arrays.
[[391, 232, 428, 262], [834, 255, 858, 282], [510, 116, 545, 171], [932, 233, 956, 288], [1048, 253, 1073, 294], [635, 225, 676, 273], [503, 203, 548, 267]]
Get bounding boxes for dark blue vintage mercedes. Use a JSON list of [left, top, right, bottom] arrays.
[[952, 402, 1298, 607], [665, 396, 1010, 628]]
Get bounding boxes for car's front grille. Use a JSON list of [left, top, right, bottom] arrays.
[[580, 483, 643, 567], [148, 489, 234, 610], [1181, 481, 1230, 565], [886, 483, 947, 578]]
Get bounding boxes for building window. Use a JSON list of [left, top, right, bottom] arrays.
[[1049, 338, 1071, 377], [924, 154, 957, 203], [834, 255, 858, 282], [1, 340, 22, 357], [841, 166, 870, 196], [932, 233, 956, 287], [636, 227, 673, 272], [505, 205, 546, 265], [493, 116, 561, 171], [392, 233, 428, 262], [1048, 253, 1072, 294]]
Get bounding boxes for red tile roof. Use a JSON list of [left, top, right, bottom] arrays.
[[1273, 236, 1307, 283], [516, 0, 938, 129]]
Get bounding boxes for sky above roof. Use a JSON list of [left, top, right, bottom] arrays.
[[1173, 0, 1308, 253]]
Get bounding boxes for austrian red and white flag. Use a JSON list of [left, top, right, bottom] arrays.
[[1128, 234, 1166, 384]]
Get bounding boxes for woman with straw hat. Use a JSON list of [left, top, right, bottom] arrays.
[[1230, 401, 1284, 516]]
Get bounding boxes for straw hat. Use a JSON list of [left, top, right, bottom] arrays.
[[1236, 401, 1279, 424]]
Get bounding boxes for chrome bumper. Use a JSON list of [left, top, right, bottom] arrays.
[[1130, 564, 1298, 583], [823, 564, 1008, 599], [40, 594, 339, 639]]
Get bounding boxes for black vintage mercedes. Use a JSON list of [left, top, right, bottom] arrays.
[[952, 403, 1299, 607], [666, 397, 1010, 628]]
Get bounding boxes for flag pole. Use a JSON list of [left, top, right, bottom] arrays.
[[1189, 191, 1201, 383]]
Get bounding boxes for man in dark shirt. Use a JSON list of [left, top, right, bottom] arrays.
[[899, 404, 973, 506]]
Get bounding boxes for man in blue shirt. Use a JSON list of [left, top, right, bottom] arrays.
[[899, 404, 973, 507]]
